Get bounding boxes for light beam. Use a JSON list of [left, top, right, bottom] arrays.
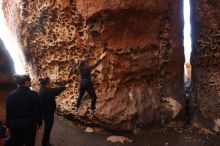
[[0, 2, 26, 75], [183, 0, 192, 86]]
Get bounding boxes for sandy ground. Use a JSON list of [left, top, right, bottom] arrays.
[[35, 115, 220, 146]]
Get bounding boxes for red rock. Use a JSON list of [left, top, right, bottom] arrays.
[[191, 0, 220, 132], [2, 0, 185, 130]]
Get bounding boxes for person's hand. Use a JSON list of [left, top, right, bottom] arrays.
[[6, 128, 10, 136], [37, 126, 42, 133], [100, 52, 107, 60], [65, 84, 70, 88]]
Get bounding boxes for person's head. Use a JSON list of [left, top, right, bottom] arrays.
[[13, 74, 31, 87], [39, 77, 51, 87], [79, 60, 86, 67]]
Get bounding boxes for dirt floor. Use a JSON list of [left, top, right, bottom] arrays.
[[35, 115, 220, 146]]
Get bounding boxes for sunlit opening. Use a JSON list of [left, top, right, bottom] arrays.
[[183, 0, 192, 87], [0, 2, 26, 75]]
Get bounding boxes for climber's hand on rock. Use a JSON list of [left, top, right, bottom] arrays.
[[100, 52, 107, 60]]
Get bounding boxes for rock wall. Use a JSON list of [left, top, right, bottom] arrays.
[[2, 0, 185, 130], [0, 39, 15, 85], [0, 38, 15, 123], [0, 39, 14, 76], [191, 0, 220, 132]]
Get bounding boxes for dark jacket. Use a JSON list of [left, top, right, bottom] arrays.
[[79, 59, 101, 83], [6, 86, 42, 128], [39, 86, 66, 116]]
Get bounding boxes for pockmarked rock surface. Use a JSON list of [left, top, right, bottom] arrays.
[[2, 0, 185, 130], [190, 0, 220, 132]]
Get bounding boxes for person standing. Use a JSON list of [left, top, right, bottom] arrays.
[[39, 77, 68, 146], [6, 75, 42, 146], [73, 52, 106, 115], [184, 86, 191, 125]]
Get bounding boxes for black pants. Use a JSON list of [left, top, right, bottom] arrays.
[[42, 114, 54, 146], [77, 81, 97, 110], [10, 125, 37, 146]]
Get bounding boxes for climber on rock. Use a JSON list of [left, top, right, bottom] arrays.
[[72, 52, 106, 115], [39, 77, 69, 146]]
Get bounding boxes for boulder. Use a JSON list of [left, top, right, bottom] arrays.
[[2, 0, 185, 130]]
